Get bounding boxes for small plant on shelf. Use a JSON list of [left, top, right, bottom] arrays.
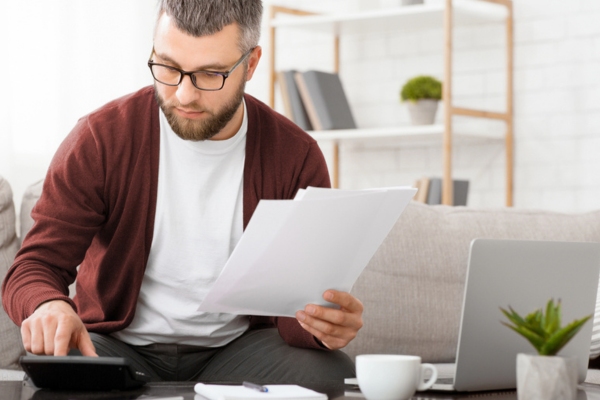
[[400, 75, 442, 103], [500, 298, 591, 356], [399, 75, 442, 125]]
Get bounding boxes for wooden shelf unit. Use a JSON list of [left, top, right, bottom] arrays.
[[268, 0, 514, 206], [308, 125, 504, 143]]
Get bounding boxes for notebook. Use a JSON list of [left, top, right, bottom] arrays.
[[431, 239, 600, 392], [194, 384, 327, 400]]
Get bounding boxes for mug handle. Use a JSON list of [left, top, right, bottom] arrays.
[[417, 363, 438, 391]]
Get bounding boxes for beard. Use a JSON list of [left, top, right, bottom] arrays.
[[154, 76, 247, 141]]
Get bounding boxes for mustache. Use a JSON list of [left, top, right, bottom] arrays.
[[161, 99, 206, 114]]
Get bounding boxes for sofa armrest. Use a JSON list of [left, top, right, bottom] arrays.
[[0, 176, 26, 369], [19, 179, 43, 244]]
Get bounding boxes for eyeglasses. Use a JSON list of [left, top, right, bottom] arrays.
[[148, 48, 254, 91]]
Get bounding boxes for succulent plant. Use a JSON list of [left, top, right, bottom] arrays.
[[500, 299, 591, 356]]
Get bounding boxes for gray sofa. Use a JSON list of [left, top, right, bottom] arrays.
[[2, 175, 600, 380], [0, 177, 24, 377]]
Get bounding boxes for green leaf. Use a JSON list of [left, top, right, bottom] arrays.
[[543, 299, 551, 331], [501, 307, 546, 338], [555, 300, 562, 333], [540, 315, 591, 356], [500, 307, 524, 325], [501, 322, 545, 353], [544, 299, 559, 335], [522, 310, 546, 337], [501, 299, 589, 356]]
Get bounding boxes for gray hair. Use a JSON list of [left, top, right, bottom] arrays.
[[157, 0, 263, 53]]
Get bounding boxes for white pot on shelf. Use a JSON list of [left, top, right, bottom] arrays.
[[516, 354, 577, 400], [406, 99, 439, 125]]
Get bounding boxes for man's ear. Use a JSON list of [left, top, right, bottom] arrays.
[[245, 46, 262, 81]]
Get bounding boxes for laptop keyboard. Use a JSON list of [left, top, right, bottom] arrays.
[[434, 377, 455, 384]]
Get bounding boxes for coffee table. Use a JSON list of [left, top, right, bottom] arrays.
[[2, 380, 600, 400], [1, 381, 346, 400]]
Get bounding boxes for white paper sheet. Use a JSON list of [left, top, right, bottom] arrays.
[[194, 383, 326, 400], [197, 186, 416, 317]]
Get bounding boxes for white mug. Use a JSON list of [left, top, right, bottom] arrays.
[[356, 354, 438, 400]]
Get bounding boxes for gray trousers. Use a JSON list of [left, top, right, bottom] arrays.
[[89, 328, 355, 384]]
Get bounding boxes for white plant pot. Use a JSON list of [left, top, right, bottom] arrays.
[[406, 99, 439, 125], [516, 354, 577, 400], [401, 0, 424, 5]]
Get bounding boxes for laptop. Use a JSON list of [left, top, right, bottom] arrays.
[[431, 239, 600, 392]]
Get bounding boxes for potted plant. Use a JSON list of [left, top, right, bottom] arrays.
[[500, 299, 591, 400], [400, 75, 442, 125]]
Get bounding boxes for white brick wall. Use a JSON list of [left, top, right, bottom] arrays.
[[2, 1, 598, 213], [250, 0, 600, 211], [1, 1, 157, 215]]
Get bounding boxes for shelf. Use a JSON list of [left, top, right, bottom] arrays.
[[268, 0, 514, 205], [308, 125, 504, 144], [271, 0, 508, 35]]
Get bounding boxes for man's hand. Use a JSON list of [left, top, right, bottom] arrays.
[[295, 290, 364, 350], [21, 300, 97, 357]]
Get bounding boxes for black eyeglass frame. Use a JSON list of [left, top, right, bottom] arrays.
[[148, 47, 255, 91]]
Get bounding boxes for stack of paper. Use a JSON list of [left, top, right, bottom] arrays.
[[198, 186, 416, 317], [194, 384, 327, 400]]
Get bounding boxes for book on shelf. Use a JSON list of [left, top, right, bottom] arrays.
[[294, 70, 357, 131], [277, 70, 313, 131], [413, 177, 430, 203], [425, 177, 470, 206]]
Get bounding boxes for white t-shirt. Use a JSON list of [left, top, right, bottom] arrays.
[[112, 102, 249, 346]]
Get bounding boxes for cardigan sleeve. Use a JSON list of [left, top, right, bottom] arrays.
[[294, 141, 331, 192], [2, 117, 106, 324], [4, 86, 159, 332]]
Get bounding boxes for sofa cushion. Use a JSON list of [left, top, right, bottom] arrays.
[[344, 201, 600, 363], [19, 179, 43, 244], [0, 176, 25, 369]]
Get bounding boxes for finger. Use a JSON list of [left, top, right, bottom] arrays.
[[76, 331, 98, 357], [298, 320, 332, 348], [53, 321, 73, 356], [323, 290, 364, 313], [298, 307, 356, 340], [311, 305, 345, 326], [42, 317, 58, 355], [20, 321, 32, 353], [297, 320, 342, 350], [304, 304, 362, 331], [297, 307, 360, 349], [28, 318, 46, 355]]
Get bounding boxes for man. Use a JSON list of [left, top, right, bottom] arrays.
[[2, 0, 363, 383]]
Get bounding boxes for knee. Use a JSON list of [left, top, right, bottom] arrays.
[[293, 349, 355, 382]]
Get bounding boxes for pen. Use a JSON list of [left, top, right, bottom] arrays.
[[243, 381, 269, 393]]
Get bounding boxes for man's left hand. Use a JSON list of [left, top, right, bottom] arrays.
[[296, 290, 364, 350]]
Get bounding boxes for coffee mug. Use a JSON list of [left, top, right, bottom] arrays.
[[356, 354, 438, 400]]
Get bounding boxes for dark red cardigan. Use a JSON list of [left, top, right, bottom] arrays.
[[2, 86, 330, 349]]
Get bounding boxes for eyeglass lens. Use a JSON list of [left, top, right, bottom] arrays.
[[150, 65, 225, 90]]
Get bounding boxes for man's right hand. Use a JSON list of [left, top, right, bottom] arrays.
[[20, 300, 98, 357]]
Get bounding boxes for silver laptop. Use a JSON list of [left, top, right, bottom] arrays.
[[431, 239, 600, 392]]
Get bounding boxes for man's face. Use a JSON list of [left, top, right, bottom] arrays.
[[152, 14, 259, 141]]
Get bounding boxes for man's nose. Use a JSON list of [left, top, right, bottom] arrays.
[[175, 74, 200, 106]]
